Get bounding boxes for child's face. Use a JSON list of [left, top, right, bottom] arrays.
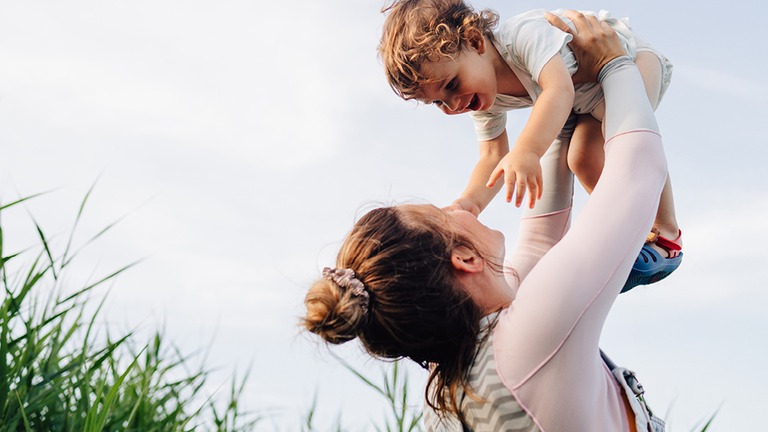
[[417, 44, 498, 115]]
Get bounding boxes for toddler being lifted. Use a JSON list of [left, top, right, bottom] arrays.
[[379, 0, 683, 290]]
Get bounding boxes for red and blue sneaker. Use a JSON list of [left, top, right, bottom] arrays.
[[622, 229, 683, 293]]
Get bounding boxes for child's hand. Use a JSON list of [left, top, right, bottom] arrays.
[[443, 198, 482, 216], [486, 149, 543, 208]]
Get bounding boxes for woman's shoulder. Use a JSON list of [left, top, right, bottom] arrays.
[[452, 327, 539, 430]]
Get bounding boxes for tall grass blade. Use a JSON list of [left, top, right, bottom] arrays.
[[15, 391, 32, 432], [33, 221, 57, 281], [330, 352, 387, 400], [691, 408, 719, 432], [0, 191, 50, 212], [59, 260, 142, 304], [60, 178, 98, 268]]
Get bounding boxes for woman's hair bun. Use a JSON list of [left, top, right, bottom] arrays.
[[303, 278, 367, 344]]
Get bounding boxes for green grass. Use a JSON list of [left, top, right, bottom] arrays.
[[0, 191, 258, 431], [306, 354, 422, 432]]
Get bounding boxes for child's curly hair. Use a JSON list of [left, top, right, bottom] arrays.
[[379, 0, 499, 100]]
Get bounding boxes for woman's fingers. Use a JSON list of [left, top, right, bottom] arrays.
[[563, 10, 594, 33], [544, 12, 571, 33], [547, 10, 624, 83]]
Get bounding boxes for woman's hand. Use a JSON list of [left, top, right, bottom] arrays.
[[545, 11, 626, 84]]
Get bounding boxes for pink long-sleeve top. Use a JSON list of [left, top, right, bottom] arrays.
[[424, 59, 667, 432]]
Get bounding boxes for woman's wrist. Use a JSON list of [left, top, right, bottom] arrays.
[[597, 55, 635, 83], [545, 10, 627, 83]]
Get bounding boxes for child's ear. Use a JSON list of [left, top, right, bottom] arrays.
[[466, 28, 486, 54], [451, 245, 485, 273]]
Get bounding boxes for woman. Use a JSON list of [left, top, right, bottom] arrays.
[[304, 12, 666, 432]]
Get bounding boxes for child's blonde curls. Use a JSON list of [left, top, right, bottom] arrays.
[[379, 0, 499, 100]]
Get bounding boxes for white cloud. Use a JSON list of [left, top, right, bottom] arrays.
[[673, 63, 768, 102], [0, 0, 389, 172]]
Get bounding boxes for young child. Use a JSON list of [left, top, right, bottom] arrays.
[[379, 1, 683, 290]]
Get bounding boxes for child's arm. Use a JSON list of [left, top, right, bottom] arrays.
[[487, 55, 575, 208], [449, 130, 509, 216]]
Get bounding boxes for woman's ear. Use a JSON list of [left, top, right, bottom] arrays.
[[465, 28, 486, 54], [451, 245, 485, 273]]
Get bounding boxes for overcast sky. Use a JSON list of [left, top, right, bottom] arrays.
[[1, 0, 766, 430]]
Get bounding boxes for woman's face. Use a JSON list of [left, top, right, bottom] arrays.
[[445, 208, 506, 262], [399, 204, 512, 312], [399, 204, 505, 263]]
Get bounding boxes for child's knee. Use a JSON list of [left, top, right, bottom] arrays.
[[568, 149, 601, 180], [568, 117, 606, 190], [635, 51, 663, 109]]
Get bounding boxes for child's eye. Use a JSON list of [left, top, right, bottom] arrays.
[[446, 78, 458, 90]]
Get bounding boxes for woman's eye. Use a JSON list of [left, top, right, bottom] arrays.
[[433, 100, 444, 106]]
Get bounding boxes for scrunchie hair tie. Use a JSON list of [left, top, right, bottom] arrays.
[[322, 267, 370, 315]]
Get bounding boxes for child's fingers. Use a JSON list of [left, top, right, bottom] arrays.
[[528, 180, 539, 209], [518, 175, 538, 209], [513, 178, 526, 207], [503, 172, 518, 204], [536, 175, 543, 199], [486, 167, 504, 188], [512, 184, 523, 206]]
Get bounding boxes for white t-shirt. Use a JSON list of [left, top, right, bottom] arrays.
[[470, 9, 640, 141]]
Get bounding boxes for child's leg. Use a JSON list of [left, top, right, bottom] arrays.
[[567, 114, 604, 194], [565, 52, 681, 291], [569, 51, 681, 252], [634, 51, 681, 248]]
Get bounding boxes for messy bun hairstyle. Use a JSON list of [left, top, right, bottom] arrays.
[[303, 205, 486, 418], [379, 0, 499, 100], [304, 272, 368, 345]]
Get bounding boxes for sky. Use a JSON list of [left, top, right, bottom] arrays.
[[1, 0, 766, 430]]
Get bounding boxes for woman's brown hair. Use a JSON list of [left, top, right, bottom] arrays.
[[303, 205, 487, 418], [379, 0, 499, 100]]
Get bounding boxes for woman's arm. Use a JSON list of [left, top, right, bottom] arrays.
[[503, 11, 635, 291], [496, 12, 668, 430]]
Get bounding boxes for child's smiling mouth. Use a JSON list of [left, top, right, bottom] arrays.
[[468, 94, 480, 111]]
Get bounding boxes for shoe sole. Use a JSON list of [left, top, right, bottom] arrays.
[[621, 246, 683, 293], [621, 269, 675, 293]]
